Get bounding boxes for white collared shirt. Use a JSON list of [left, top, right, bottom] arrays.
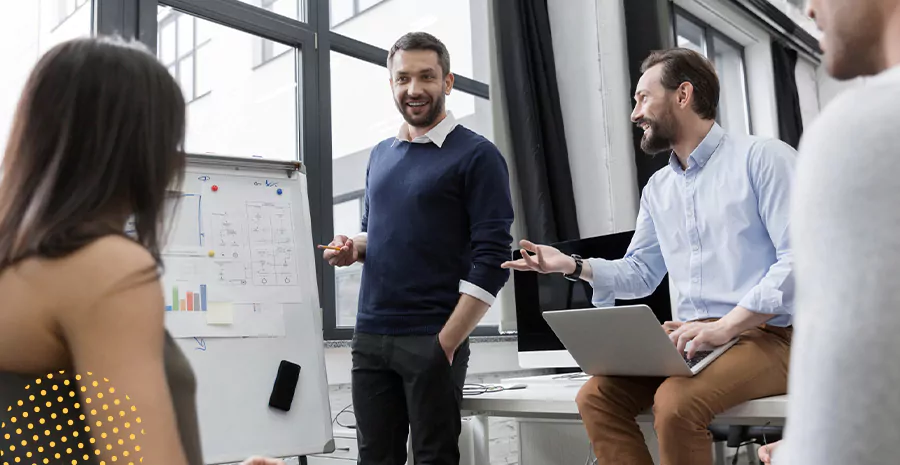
[[384, 111, 496, 307], [391, 111, 459, 148]]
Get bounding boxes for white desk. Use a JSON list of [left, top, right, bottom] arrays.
[[461, 373, 787, 465]]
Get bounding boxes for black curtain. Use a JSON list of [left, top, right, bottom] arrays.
[[771, 40, 804, 149], [624, 0, 674, 193], [493, 0, 579, 245]]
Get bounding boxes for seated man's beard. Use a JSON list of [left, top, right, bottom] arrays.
[[640, 112, 678, 155]]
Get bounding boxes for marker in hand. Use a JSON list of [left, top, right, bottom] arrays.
[[321, 236, 357, 268]]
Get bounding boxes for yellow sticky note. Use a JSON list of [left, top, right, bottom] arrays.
[[206, 303, 234, 325]]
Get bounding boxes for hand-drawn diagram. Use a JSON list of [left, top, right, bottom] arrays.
[[214, 260, 250, 286], [210, 210, 247, 261], [161, 178, 303, 339], [247, 202, 298, 286]]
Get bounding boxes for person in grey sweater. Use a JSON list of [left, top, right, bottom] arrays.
[[759, 0, 900, 463]]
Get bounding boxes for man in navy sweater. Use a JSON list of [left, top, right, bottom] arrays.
[[323, 32, 514, 465]]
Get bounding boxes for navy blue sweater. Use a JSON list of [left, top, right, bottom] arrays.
[[355, 126, 514, 335]]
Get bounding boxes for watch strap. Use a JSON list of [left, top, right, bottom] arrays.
[[564, 254, 583, 282]]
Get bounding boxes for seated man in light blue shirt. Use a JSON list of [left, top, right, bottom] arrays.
[[502, 48, 796, 465]]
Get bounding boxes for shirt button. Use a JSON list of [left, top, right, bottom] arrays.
[[693, 246, 699, 252], [692, 278, 699, 283]]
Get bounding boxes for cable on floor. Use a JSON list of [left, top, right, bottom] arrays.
[[462, 383, 508, 396], [332, 403, 356, 429]]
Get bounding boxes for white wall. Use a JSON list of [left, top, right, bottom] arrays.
[[547, 0, 639, 239]]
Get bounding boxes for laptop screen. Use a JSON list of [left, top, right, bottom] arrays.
[[514, 231, 673, 353]]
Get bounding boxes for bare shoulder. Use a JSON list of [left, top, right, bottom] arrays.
[[49, 236, 159, 311], [75, 235, 156, 267], [71, 235, 156, 280]]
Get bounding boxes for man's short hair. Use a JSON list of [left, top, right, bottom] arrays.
[[641, 48, 720, 120], [387, 32, 451, 77]]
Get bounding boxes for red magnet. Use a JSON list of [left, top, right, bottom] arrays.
[[211, 185, 219, 192]]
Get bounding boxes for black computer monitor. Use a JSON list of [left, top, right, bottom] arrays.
[[514, 231, 672, 367]]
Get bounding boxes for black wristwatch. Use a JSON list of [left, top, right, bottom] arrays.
[[564, 254, 583, 282]]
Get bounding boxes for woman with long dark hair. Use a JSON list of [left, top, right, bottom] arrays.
[[0, 37, 282, 465]]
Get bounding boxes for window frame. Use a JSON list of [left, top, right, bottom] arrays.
[[331, 189, 365, 329], [255, 0, 294, 67], [671, 4, 753, 135], [329, 0, 387, 28], [157, 11, 212, 103], [54, 0, 90, 30], [100, 0, 495, 341]]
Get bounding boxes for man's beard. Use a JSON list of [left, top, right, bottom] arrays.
[[395, 90, 445, 129], [638, 107, 678, 154]]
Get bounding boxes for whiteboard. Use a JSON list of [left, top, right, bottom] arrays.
[[161, 155, 333, 464]]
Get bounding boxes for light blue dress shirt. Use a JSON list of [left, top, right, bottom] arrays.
[[589, 123, 796, 327]]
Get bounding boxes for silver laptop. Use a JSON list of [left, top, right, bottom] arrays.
[[542, 305, 738, 377]]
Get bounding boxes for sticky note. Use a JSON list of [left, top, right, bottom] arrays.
[[206, 302, 234, 325]]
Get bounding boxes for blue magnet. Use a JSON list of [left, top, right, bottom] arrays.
[[276, 188, 283, 195]]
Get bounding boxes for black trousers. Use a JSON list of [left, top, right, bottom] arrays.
[[351, 332, 470, 465]]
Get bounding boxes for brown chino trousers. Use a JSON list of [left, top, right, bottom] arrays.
[[575, 324, 792, 465]]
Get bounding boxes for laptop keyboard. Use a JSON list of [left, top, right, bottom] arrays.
[[683, 351, 713, 369]]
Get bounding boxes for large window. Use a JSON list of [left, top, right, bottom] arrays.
[[156, 5, 301, 161], [1, 0, 93, 155], [255, 0, 297, 66], [674, 8, 752, 134], [330, 0, 492, 84], [158, 10, 212, 102], [330, 0, 387, 27], [32, 0, 495, 340], [237, 0, 306, 22]]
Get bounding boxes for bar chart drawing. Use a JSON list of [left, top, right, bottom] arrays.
[[166, 284, 208, 312]]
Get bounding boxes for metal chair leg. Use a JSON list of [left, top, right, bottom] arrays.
[[714, 441, 727, 465]]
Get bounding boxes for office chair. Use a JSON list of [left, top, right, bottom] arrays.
[[710, 424, 783, 465]]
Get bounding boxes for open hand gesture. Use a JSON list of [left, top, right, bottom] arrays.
[[501, 240, 576, 275]]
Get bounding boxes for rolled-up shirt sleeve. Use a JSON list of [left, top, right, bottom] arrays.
[[460, 142, 515, 304]]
